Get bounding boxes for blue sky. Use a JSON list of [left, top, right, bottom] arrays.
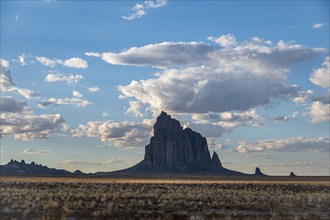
[[1, 0, 329, 175]]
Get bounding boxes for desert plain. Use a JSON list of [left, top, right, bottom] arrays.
[[1, 176, 329, 220]]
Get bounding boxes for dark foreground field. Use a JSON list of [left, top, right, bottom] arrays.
[[1, 176, 329, 220]]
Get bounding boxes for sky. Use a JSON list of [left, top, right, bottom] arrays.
[[0, 0, 329, 175]]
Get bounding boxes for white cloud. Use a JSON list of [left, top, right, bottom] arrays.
[[39, 97, 92, 108], [63, 57, 88, 69], [207, 33, 237, 47], [119, 66, 300, 115], [308, 57, 330, 123], [292, 90, 313, 104], [310, 101, 330, 123], [0, 59, 10, 68], [144, 0, 167, 8], [44, 72, 84, 84], [101, 41, 212, 69], [114, 36, 325, 116], [309, 57, 330, 89], [85, 52, 101, 57], [36, 56, 62, 67], [73, 120, 152, 147], [23, 149, 50, 154], [125, 100, 145, 117], [190, 109, 263, 133], [88, 86, 100, 92], [15, 88, 39, 100], [36, 56, 88, 69], [235, 137, 329, 153], [18, 54, 27, 66], [0, 113, 64, 140], [312, 23, 325, 29], [0, 67, 38, 99], [207, 138, 230, 150], [122, 0, 167, 20], [72, 90, 83, 98]]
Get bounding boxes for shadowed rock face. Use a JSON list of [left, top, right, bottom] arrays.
[[118, 111, 245, 175], [144, 111, 211, 168]]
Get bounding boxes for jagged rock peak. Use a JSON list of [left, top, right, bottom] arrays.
[[254, 167, 266, 176], [154, 111, 182, 133], [211, 152, 223, 169]]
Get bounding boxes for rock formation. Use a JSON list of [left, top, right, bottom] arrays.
[[254, 167, 267, 176], [289, 172, 297, 177], [115, 111, 244, 175]]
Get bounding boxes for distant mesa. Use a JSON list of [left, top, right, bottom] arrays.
[[112, 111, 246, 175]]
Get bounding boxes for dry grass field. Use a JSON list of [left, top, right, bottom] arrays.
[[1, 176, 329, 220]]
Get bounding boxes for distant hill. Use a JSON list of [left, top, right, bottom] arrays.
[[0, 159, 83, 176]]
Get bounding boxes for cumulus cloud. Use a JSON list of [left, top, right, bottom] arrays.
[[122, 0, 167, 20], [119, 67, 300, 115], [72, 90, 83, 98], [39, 97, 92, 108], [63, 57, 88, 69], [312, 23, 325, 29], [235, 137, 329, 153], [190, 109, 263, 133], [113, 36, 325, 117], [73, 120, 152, 147], [308, 57, 330, 123], [0, 113, 64, 140], [23, 149, 50, 154], [0, 67, 38, 99], [273, 111, 298, 122], [0, 96, 28, 113], [44, 72, 84, 84], [292, 90, 313, 104], [0, 59, 10, 68], [88, 86, 100, 92], [125, 100, 145, 117], [207, 34, 237, 47], [101, 42, 213, 69], [309, 57, 330, 89], [36, 56, 88, 69], [310, 101, 330, 123]]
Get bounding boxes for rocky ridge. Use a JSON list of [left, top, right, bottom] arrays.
[[0, 159, 82, 176]]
